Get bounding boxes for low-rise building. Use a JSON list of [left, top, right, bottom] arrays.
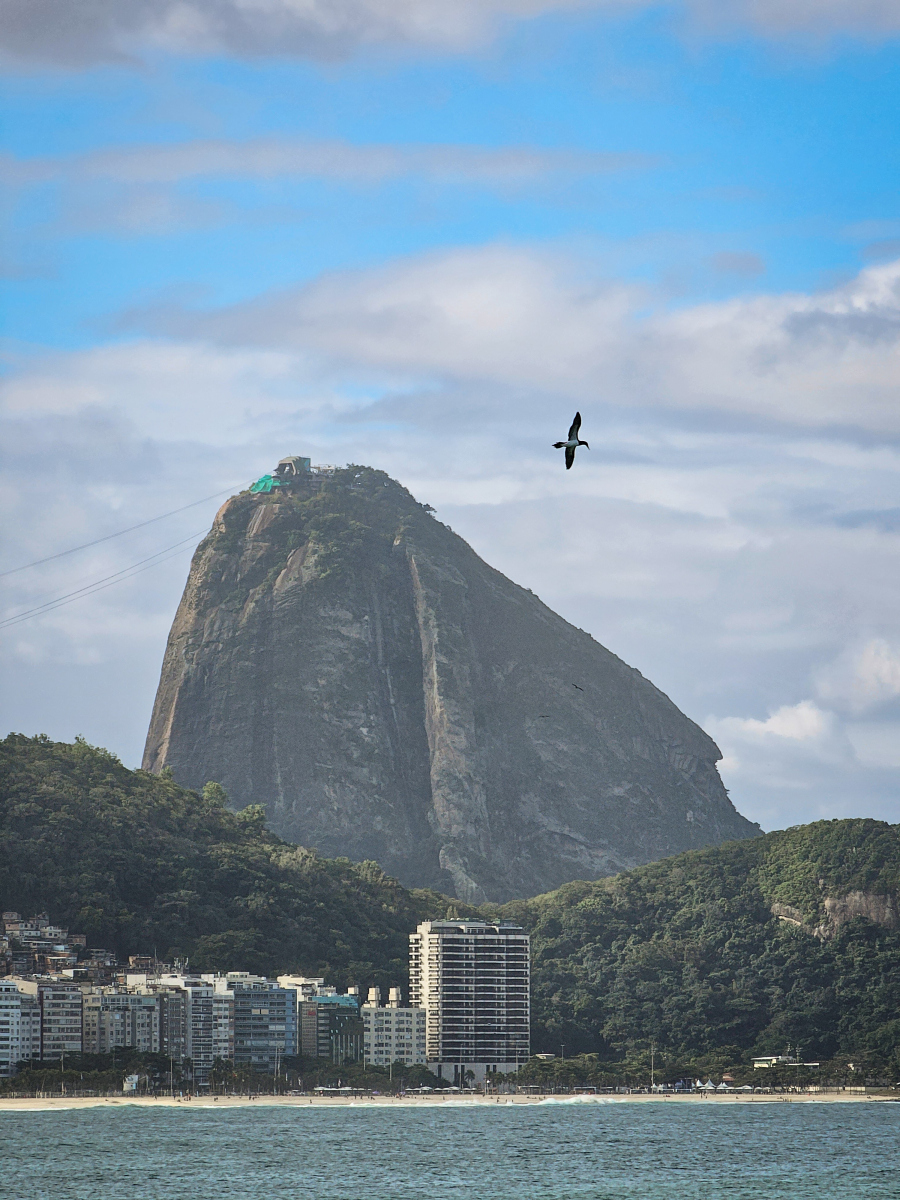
[[296, 988, 364, 1063], [752, 1055, 819, 1070], [0, 912, 93, 977], [361, 987, 426, 1068]]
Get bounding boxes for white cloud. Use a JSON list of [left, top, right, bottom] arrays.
[[136, 245, 900, 434], [690, 0, 900, 39], [716, 699, 833, 741], [816, 638, 900, 712], [0, 0, 599, 65], [705, 697, 900, 828], [2, 0, 899, 67], [31, 139, 644, 186], [3, 138, 651, 236], [0, 340, 316, 444]]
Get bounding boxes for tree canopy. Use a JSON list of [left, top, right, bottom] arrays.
[[496, 820, 900, 1073]]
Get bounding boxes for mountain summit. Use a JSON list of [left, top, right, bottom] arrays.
[[144, 465, 759, 902]]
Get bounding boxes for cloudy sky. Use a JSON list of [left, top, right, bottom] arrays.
[[2, 0, 899, 833]]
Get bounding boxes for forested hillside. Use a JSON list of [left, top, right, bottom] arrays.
[[498, 820, 900, 1076], [0, 734, 470, 989], [2, 735, 898, 1078]]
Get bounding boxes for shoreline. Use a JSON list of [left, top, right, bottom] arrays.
[[0, 1092, 893, 1111]]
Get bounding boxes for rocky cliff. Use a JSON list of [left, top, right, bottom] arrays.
[[144, 466, 760, 901]]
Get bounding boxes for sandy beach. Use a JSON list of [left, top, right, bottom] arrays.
[[0, 1091, 891, 1111]]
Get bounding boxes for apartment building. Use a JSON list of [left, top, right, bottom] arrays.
[[133, 975, 214, 1083], [82, 990, 161, 1054], [361, 987, 426, 1068], [28, 981, 84, 1060], [157, 987, 188, 1063], [409, 920, 530, 1085], [213, 974, 296, 1072], [212, 988, 234, 1062], [0, 966, 384, 1079], [295, 989, 363, 1063], [0, 979, 40, 1076]]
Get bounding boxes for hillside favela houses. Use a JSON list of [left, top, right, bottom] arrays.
[[0, 912, 530, 1088]]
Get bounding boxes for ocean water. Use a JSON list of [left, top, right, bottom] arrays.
[[1, 1100, 898, 1200]]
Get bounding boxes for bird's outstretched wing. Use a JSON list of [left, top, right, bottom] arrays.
[[565, 445, 575, 469], [567, 412, 582, 441]]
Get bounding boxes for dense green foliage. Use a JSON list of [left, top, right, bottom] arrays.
[[496, 821, 900, 1076], [0, 734, 470, 989], [2, 735, 898, 1079]]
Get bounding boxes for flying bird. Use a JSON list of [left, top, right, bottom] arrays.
[[572, 684, 583, 691], [553, 412, 590, 469]]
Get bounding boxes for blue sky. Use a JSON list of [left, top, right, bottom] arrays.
[[5, 13, 900, 343], [2, 0, 900, 832]]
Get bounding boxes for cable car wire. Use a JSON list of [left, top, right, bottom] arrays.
[[0, 482, 248, 579], [0, 530, 209, 631]]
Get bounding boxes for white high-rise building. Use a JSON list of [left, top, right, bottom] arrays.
[[361, 987, 426, 1068], [212, 989, 234, 1063], [0, 979, 41, 1076], [409, 920, 530, 1086]]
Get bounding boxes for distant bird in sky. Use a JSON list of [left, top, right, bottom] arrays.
[[572, 684, 583, 691], [553, 412, 589, 469]]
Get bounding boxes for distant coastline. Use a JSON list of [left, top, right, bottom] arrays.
[[0, 1092, 892, 1112]]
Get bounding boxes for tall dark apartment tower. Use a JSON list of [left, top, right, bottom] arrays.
[[409, 920, 530, 1085]]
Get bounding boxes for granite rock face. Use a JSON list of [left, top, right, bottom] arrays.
[[144, 467, 760, 902]]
